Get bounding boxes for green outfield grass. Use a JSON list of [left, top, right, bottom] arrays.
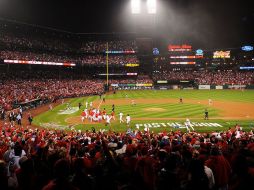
[[33, 90, 254, 133]]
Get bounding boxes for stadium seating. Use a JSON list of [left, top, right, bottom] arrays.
[[0, 122, 253, 190]]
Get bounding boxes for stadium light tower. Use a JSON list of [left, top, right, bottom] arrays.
[[131, 0, 141, 14], [147, 0, 156, 14], [131, 0, 157, 14]]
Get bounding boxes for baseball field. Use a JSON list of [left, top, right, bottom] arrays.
[[33, 90, 254, 133]]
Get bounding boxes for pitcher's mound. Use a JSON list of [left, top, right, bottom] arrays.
[[144, 108, 166, 112]]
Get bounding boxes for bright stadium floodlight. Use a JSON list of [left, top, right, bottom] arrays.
[[131, 0, 141, 14], [147, 0, 156, 14]]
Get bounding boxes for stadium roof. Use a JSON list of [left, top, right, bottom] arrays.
[[0, 0, 253, 48]]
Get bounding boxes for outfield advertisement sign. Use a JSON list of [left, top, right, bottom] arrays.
[[157, 80, 168, 84], [216, 85, 223, 89], [136, 83, 153, 87], [228, 85, 246, 89], [118, 83, 153, 87], [135, 122, 223, 130], [125, 63, 139, 67], [199, 85, 211, 89]]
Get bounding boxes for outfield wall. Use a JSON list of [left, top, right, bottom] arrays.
[[112, 83, 253, 90], [198, 84, 250, 90]]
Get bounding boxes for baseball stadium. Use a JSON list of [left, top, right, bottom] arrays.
[[0, 1, 254, 190]]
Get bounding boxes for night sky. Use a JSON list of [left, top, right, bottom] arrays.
[[0, 0, 253, 48]]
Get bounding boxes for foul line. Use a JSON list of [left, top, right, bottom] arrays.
[[97, 95, 106, 110]]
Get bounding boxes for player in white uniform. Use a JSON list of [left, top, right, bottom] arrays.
[[81, 114, 85, 122], [84, 108, 88, 118], [126, 114, 131, 127], [98, 112, 103, 121], [105, 114, 112, 126], [119, 112, 124, 123], [90, 101, 93, 108], [185, 118, 194, 132]]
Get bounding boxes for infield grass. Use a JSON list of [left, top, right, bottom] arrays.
[[33, 90, 254, 133]]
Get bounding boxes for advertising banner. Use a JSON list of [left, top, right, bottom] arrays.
[[199, 85, 211, 89], [110, 84, 119, 87], [213, 51, 230, 58], [157, 80, 168, 84], [228, 85, 246, 89], [125, 63, 139, 67], [136, 83, 153, 87], [241, 46, 253, 51], [4, 59, 75, 66], [170, 62, 195, 65], [215, 86, 223, 89], [105, 50, 136, 54], [168, 44, 192, 51], [196, 49, 204, 56]]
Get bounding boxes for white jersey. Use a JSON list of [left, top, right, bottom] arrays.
[[185, 119, 194, 131], [126, 115, 131, 124], [119, 112, 124, 123], [16, 114, 21, 120], [84, 109, 88, 118], [106, 115, 112, 123], [186, 119, 191, 126]]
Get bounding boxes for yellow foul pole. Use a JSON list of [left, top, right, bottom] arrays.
[[106, 42, 109, 88]]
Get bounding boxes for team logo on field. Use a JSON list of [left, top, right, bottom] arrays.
[[135, 122, 222, 130], [58, 107, 79, 115]]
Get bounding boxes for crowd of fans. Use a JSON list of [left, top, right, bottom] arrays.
[[0, 70, 104, 111], [196, 71, 254, 85], [0, 121, 253, 190], [0, 79, 104, 111], [0, 33, 139, 65], [81, 55, 139, 65], [0, 33, 74, 53], [109, 75, 153, 85], [152, 70, 254, 85], [0, 51, 73, 63], [2, 21, 254, 190], [80, 40, 138, 53], [0, 51, 139, 66], [0, 70, 154, 111]]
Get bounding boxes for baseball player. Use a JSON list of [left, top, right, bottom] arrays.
[[119, 112, 124, 123], [185, 118, 194, 132], [126, 114, 131, 127], [105, 114, 112, 126]]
